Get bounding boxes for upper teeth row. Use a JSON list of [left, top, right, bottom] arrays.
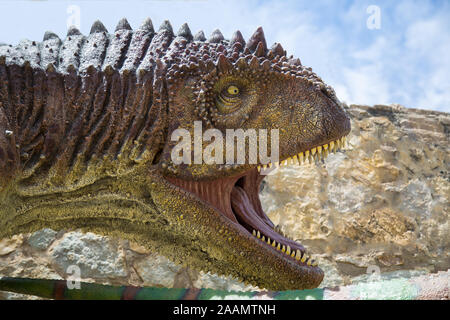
[[252, 230, 318, 267], [257, 136, 347, 172]]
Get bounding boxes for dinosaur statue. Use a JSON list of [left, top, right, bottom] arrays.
[[0, 18, 350, 291]]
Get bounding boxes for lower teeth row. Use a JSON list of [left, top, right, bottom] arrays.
[[252, 229, 318, 267], [257, 136, 347, 172]]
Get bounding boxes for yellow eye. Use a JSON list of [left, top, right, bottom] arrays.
[[227, 85, 240, 95]]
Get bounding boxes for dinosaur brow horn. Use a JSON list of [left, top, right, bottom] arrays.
[[159, 20, 173, 35], [217, 54, 233, 73], [177, 23, 193, 41], [208, 29, 224, 43], [90, 20, 108, 34], [230, 30, 246, 47], [66, 26, 81, 37], [270, 42, 286, 57], [115, 18, 132, 31], [139, 17, 154, 33], [246, 26, 267, 53], [194, 30, 206, 42], [43, 31, 60, 42]]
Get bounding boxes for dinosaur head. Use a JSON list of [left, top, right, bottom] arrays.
[[150, 26, 350, 290]]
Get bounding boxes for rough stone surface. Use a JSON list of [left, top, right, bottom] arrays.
[[260, 104, 449, 288], [133, 253, 182, 288], [0, 104, 448, 299], [27, 229, 58, 250], [0, 235, 23, 256], [48, 231, 128, 283]]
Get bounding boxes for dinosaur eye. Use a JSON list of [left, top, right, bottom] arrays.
[[215, 82, 244, 114], [227, 85, 240, 96]]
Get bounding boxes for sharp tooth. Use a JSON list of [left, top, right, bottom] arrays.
[[291, 251, 295, 258], [252, 230, 256, 236], [298, 152, 304, 163], [267, 237, 271, 244], [263, 164, 267, 170], [257, 165, 261, 172], [317, 145, 322, 154], [272, 239, 276, 247], [277, 243, 281, 251], [281, 245, 286, 253], [257, 231, 261, 239], [329, 141, 334, 152], [292, 155, 298, 165], [286, 246, 291, 255], [268, 163, 272, 168], [283, 160, 288, 166], [261, 235, 265, 242], [323, 144, 328, 150], [311, 147, 316, 155], [307, 259, 312, 266], [295, 250, 301, 260], [305, 150, 310, 158], [301, 254, 307, 263]]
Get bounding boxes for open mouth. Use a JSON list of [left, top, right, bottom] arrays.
[[166, 136, 347, 275]]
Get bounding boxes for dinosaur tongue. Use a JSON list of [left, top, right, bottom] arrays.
[[231, 184, 305, 253]]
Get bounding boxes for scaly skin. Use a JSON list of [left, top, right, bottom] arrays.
[[0, 18, 350, 290]]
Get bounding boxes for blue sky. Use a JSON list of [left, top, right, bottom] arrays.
[[0, 0, 449, 112]]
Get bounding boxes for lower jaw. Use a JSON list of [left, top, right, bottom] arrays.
[[166, 167, 320, 280]]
